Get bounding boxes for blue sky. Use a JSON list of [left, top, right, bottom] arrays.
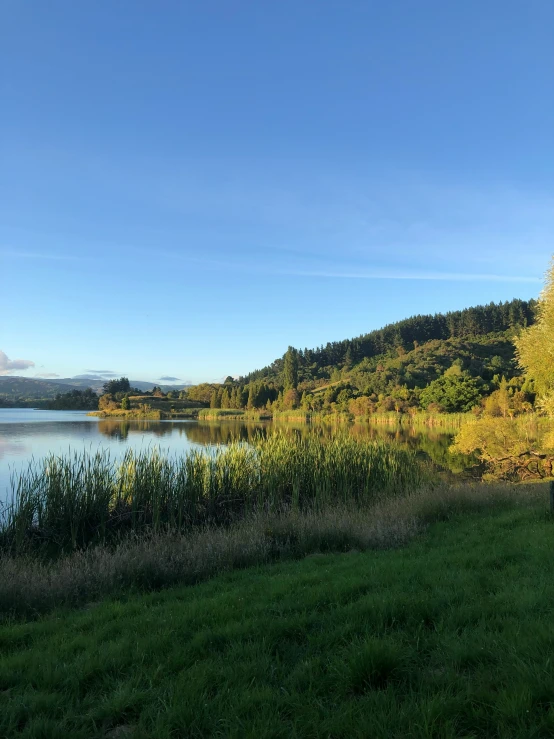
[[1, 1, 553, 383]]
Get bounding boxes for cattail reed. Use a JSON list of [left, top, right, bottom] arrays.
[[1, 432, 425, 556]]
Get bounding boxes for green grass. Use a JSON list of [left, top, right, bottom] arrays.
[[197, 408, 246, 419], [198, 409, 273, 420], [2, 502, 554, 737], [368, 411, 470, 428], [2, 433, 425, 555], [273, 410, 311, 422], [0, 482, 541, 619], [88, 409, 163, 420]]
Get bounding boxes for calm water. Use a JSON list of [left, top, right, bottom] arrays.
[[0, 409, 473, 502]]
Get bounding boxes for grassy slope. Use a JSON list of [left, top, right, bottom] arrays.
[[2, 503, 554, 738]]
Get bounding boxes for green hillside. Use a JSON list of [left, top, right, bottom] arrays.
[[185, 298, 537, 415], [244, 298, 535, 386]]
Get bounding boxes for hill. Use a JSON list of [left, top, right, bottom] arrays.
[[185, 298, 538, 415], [243, 298, 536, 386], [0, 377, 189, 404]]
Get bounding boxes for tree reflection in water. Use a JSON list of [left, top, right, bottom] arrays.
[[95, 420, 476, 476]]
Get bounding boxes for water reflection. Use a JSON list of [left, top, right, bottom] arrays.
[[184, 421, 271, 445], [0, 409, 478, 502], [94, 419, 475, 474]]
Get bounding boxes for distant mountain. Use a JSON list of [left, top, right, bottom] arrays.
[[0, 377, 190, 402]]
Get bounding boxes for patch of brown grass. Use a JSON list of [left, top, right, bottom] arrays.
[[0, 482, 547, 620]]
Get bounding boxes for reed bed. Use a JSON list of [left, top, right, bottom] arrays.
[[368, 411, 470, 428], [0, 433, 425, 556]]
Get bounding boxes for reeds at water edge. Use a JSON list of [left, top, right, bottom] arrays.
[[1, 433, 426, 556]]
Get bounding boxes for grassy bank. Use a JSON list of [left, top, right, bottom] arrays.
[[197, 409, 272, 421], [89, 408, 203, 420], [0, 482, 545, 620], [367, 411, 471, 428], [88, 409, 164, 420], [1, 434, 425, 556], [1, 491, 553, 737]]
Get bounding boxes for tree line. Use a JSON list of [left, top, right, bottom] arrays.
[[242, 298, 536, 386]]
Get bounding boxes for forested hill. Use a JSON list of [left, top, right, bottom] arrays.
[[242, 298, 537, 385]]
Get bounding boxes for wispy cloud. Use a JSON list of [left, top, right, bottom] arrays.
[[280, 268, 541, 283], [0, 350, 35, 375], [85, 369, 118, 375], [73, 373, 116, 381], [157, 250, 541, 284], [34, 373, 60, 378], [0, 249, 89, 261], [158, 376, 181, 382]]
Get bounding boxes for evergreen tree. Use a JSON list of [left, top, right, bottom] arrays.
[[283, 346, 299, 390], [221, 388, 231, 408], [343, 345, 353, 371]]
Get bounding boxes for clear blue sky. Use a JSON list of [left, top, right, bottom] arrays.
[[1, 1, 553, 383]]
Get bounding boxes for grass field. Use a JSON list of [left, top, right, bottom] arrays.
[[2, 497, 554, 738]]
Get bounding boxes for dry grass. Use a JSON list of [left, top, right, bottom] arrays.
[[0, 481, 546, 620]]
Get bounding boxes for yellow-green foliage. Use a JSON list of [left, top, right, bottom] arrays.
[[515, 257, 554, 399], [452, 415, 554, 480]]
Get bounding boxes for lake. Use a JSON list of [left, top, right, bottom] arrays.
[[0, 408, 474, 503]]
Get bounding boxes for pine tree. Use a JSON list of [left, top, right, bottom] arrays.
[[343, 345, 353, 371], [283, 346, 299, 390]]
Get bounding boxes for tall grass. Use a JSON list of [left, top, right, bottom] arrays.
[[0, 433, 425, 556], [368, 411, 470, 428], [0, 482, 545, 619]]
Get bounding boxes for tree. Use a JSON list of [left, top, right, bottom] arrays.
[[186, 383, 216, 404], [420, 374, 483, 413], [452, 417, 554, 479], [98, 393, 118, 411], [283, 388, 300, 410], [515, 257, 554, 408], [283, 346, 299, 391], [221, 388, 231, 408], [46, 388, 99, 411], [102, 377, 130, 395], [343, 346, 353, 371], [121, 396, 130, 410]]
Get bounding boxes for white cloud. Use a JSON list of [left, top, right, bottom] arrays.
[[0, 350, 35, 375]]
